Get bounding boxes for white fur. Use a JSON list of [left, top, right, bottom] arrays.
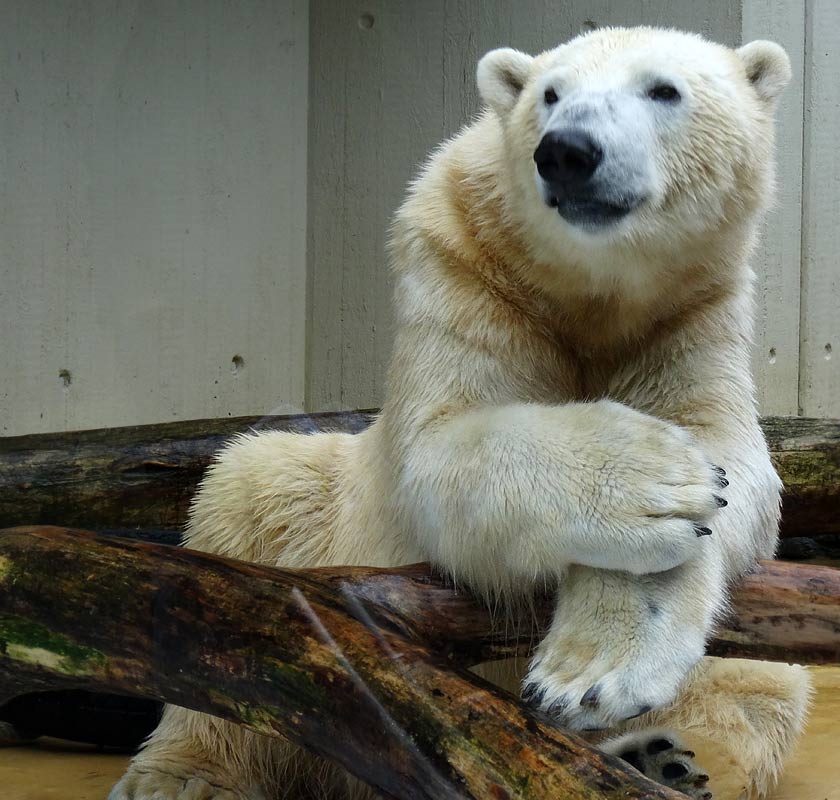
[[111, 27, 805, 800]]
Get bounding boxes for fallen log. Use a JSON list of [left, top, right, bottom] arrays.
[[0, 525, 683, 800], [0, 413, 837, 537], [2, 532, 840, 796], [0, 410, 376, 532], [312, 558, 840, 667], [3, 531, 839, 757]]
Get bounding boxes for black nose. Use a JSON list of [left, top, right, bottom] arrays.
[[534, 130, 603, 188]]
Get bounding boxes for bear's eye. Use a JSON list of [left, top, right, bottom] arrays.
[[544, 88, 559, 105], [648, 83, 681, 102]]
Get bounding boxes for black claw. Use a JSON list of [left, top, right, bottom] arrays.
[[625, 704, 653, 720], [662, 762, 689, 780], [713, 465, 727, 477], [695, 774, 710, 787], [680, 749, 696, 759], [580, 684, 601, 708], [718, 476, 729, 488], [694, 525, 713, 537], [521, 684, 546, 706], [714, 495, 728, 507], [546, 695, 570, 715], [646, 738, 674, 755]]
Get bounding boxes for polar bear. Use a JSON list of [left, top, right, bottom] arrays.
[[111, 26, 810, 800]]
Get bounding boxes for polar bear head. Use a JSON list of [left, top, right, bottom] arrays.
[[476, 27, 790, 269]]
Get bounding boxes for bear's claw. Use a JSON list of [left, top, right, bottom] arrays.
[[580, 684, 601, 707]]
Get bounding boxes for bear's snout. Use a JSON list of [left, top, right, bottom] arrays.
[[534, 130, 603, 191]]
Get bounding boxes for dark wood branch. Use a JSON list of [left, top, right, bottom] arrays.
[[0, 410, 376, 531], [310, 558, 840, 667], [0, 526, 684, 800], [1, 413, 838, 538], [709, 560, 840, 662]]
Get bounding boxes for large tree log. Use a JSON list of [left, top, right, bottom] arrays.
[[1, 413, 837, 537], [4, 531, 839, 755], [0, 411, 376, 532], [0, 526, 683, 800], [2, 530, 838, 796]]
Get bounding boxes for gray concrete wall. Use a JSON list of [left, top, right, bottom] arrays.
[[2, 1, 837, 435], [0, 0, 309, 435]]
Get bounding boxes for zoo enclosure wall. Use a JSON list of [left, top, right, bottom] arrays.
[[1, 0, 836, 437]]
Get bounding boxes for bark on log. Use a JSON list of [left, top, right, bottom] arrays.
[[709, 560, 840, 662], [1, 413, 838, 538], [0, 411, 375, 531], [2, 529, 838, 797], [0, 526, 685, 800], [763, 416, 840, 537]]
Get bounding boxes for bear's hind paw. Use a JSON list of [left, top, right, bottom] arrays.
[[602, 729, 712, 799]]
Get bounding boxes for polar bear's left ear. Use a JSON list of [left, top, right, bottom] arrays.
[[737, 40, 792, 105], [477, 48, 534, 117]]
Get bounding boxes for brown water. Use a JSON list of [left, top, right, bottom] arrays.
[[0, 738, 128, 800]]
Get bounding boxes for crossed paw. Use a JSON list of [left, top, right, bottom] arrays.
[[603, 729, 713, 799]]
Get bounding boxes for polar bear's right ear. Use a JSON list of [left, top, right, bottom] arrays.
[[477, 48, 534, 117], [737, 40, 792, 105]]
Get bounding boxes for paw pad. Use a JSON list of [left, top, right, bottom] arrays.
[[662, 762, 689, 780], [604, 729, 713, 800]]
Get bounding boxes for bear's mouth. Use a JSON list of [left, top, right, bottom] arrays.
[[548, 194, 639, 227]]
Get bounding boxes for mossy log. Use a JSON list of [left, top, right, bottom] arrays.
[[1, 530, 838, 796], [0, 411, 376, 532], [0, 526, 686, 800], [1, 413, 837, 538]]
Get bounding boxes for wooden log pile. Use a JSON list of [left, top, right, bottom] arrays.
[[0, 526, 839, 798], [0, 411, 838, 798], [0, 526, 686, 800], [0, 413, 837, 538]]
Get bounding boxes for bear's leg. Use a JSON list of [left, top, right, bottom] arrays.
[[602, 657, 812, 800], [109, 704, 375, 800], [110, 428, 405, 800]]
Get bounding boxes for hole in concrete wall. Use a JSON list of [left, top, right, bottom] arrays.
[[582, 19, 598, 31], [358, 13, 375, 30], [231, 354, 245, 375], [58, 369, 72, 390], [768, 347, 776, 364], [825, 343, 833, 360]]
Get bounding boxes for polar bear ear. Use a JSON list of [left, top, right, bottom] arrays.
[[477, 48, 534, 117], [737, 40, 791, 105]]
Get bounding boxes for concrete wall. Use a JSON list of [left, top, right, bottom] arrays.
[[2, 1, 838, 435], [0, 0, 309, 435]]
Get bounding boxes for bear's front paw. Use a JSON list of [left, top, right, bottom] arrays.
[[109, 766, 262, 800], [522, 650, 683, 731], [602, 729, 713, 799], [579, 407, 729, 575], [521, 595, 703, 730]]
